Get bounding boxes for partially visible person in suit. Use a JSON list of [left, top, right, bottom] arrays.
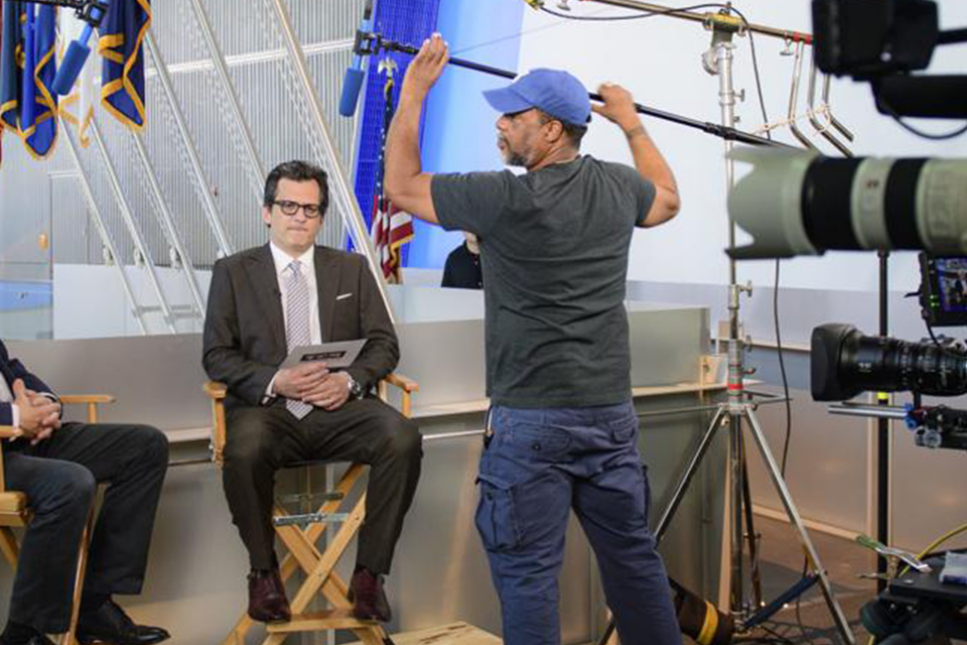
[[202, 160, 422, 624], [0, 341, 170, 645], [441, 232, 483, 289]]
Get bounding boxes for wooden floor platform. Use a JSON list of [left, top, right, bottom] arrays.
[[349, 622, 501, 644]]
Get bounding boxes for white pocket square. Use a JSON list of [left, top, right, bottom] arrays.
[[336, 292, 354, 301]]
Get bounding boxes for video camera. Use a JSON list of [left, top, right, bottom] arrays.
[[811, 254, 967, 452], [813, 0, 967, 120]]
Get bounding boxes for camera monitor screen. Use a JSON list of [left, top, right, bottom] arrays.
[[919, 254, 967, 327]]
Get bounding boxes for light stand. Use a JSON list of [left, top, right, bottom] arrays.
[[662, 20, 855, 645]]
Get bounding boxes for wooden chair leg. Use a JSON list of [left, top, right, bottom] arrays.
[[61, 506, 95, 645], [218, 615, 252, 645], [227, 464, 378, 645], [0, 527, 20, 569]]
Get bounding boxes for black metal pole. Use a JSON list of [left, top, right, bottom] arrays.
[[877, 250, 890, 592], [0, 0, 86, 7], [368, 35, 796, 149]]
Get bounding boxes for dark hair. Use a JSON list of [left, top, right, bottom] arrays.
[[536, 110, 588, 150], [263, 160, 330, 214]]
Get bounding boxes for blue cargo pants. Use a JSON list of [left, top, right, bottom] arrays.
[[475, 401, 682, 645]]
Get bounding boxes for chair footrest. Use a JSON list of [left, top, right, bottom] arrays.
[[277, 491, 344, 505], [274, 512, 350, 527], [266, 610, 376, 633]]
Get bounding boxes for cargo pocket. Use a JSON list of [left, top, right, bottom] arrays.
[[609, 413, 640, 443], [475, 473, 520, 552]]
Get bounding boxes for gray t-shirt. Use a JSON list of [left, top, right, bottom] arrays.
[[431, 155, 656, 409]]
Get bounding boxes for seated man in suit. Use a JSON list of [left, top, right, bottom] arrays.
[[202, 160, 422, 624], [0, 341, 170, 645]]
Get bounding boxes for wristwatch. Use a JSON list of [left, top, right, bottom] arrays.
[[346, 374, 364, 400]]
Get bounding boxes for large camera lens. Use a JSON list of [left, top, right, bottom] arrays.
[[811, 323, 967, 401], [727, 149, 967, 260]]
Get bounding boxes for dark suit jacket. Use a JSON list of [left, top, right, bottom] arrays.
[[202, 244, 399, 412], [0, 340, 55, 427]]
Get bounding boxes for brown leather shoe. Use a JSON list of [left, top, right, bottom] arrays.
[[247, 569, 291, 623], [348, 568, 392, 622]]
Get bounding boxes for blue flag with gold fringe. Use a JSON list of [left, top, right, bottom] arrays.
[[0, 2, 59, 159], [99, 0, 150, 130]]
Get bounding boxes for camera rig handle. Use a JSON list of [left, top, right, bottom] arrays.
[[828, 402, 967, 452]]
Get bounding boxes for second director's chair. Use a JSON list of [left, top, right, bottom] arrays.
[[0, 394, 116, 645], [205, 373, 418, 645]]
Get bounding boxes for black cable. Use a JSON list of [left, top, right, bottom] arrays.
[[452, 2, 731, 57], [891, 117, 967, 140], [774, 261, 793, 477], [879, 102, 967, 140], [724, 4, 797, 480], [725, 6, 770, 134]]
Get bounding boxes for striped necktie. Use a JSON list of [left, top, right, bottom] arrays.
[[284, 260, 313, 420]]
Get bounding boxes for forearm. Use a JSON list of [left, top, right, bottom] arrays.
[[624, 121, 678, 195], [623, 119, 681, 226]]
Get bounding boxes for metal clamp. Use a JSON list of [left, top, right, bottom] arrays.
[[856, 534, 931, 576]]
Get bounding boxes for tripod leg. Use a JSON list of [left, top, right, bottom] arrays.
[[740, 448, 763, 608], [743, 408, 856, 645], [655, 405, 728, 543]]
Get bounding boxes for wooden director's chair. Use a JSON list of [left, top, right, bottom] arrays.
[[0, 394, 116, 645], [205, 374, 419, 645]]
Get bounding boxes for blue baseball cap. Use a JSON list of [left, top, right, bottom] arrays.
[[483, 68, 591, 126]]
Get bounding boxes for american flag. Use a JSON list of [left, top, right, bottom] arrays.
[[371, 75, 413, 283]]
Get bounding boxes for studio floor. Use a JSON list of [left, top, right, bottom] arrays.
[[727, 514, 879, 645]]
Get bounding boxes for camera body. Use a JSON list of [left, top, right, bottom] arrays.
[[812, 0, 939, 79]]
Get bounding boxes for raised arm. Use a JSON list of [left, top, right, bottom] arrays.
[[384, 33, 450, 224], [593, 83, 681, 228]]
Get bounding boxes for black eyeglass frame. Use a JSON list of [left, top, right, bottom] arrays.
[[271, 200, 324, 219]]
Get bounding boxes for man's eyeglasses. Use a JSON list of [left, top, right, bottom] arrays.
[[272, 200, 323, 219]]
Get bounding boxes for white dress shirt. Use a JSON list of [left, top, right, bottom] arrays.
[[269, 242, 322, 345]]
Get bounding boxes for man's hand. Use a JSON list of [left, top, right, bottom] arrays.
[[13, 379, 61, 441], [592, 82, 641, 134], [301, 372, 352, 412], [401, 33, 449, 100], [274, 363, 330, 401]]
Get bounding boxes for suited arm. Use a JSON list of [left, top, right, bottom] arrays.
[[202, 259, 279, 406], [0, 402, 15, 428], [345, 258, 399, 391], [6, 356, 56, 399], [0, 343, 58, 426]]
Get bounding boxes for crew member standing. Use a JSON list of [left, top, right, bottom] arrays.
[[384, 35, 683, 645]]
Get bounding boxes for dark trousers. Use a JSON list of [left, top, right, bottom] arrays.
[[3, 423, 169, 633], [222, 397, 422, 575], [477, 401, 681, 645]]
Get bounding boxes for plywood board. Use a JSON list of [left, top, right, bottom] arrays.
[[348, 622, 501, 645]]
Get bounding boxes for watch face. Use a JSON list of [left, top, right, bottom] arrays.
[[349, 379, 363, 398]]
